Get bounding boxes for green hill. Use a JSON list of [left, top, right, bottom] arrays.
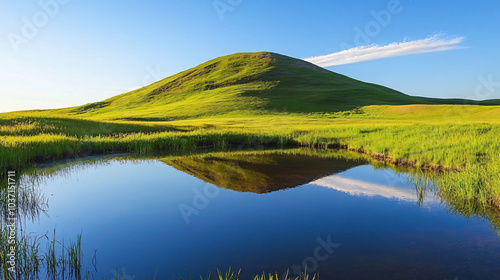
[[162, 150, 363, 193], [1, 51, 500, 209], [63, 52, 496, 121]]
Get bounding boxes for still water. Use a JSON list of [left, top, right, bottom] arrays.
[[13, 150, 500, 279]]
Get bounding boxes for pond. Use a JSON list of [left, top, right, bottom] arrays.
[[3, 149, 500, 279]]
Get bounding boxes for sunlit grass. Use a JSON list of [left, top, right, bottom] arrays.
[[1, 105, 500, 209], [2, 51, 500, 279], [198, 267, 318, 280], [0, 228, 86, 280]]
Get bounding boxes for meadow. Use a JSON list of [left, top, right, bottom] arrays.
[[1, 103, 499, 210], [1, 51, 499, 251]]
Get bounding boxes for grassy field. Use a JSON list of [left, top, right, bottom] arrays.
[[1, 51, 499, 210], [1, 109, 499, 208]]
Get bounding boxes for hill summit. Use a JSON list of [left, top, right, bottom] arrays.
[[67, 52, 479, 121]]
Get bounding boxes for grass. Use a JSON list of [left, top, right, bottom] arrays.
[[2, 51, 500, 278], [1, 111, 500, 208], [10, 145, 500, 237], [1, 51, 499, 221], [49, 52, 498, 120], [0, 169, 86, 280], [198, 268, 318, 280], [0, 228, 86, 280]]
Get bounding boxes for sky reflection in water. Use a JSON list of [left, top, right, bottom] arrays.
[[17, 153, 500, 280]]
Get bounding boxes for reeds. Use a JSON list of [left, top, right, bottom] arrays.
[[198, 268, 318, 280], [0, 228, 87, 280], [1, 115, 500, 226]]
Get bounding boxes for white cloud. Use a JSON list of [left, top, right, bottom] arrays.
[[304, 35, 465, 67], [310, 175, 438, 203]]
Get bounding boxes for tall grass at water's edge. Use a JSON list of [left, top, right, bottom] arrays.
[[1, 116, 499, 209], [0, 228, 85, 280], [0, 130, 296, 172], [2, 224, 316, 279], [198, 268, 318, 280], [1, 124, 499, 277]]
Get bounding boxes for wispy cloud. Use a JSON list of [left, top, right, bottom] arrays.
[[304, 35, 465, 67], [311, 175, 438, 203]]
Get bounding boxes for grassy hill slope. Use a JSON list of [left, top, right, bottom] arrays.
[[59, 52, 498, 121], [1, 51, 500, 210]]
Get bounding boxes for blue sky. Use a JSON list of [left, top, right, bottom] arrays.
[[1, 0, 499, 113]]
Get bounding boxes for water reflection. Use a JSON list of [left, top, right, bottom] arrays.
[[310, 174, 437, 203], [162, 150, 366, 193], [4, 149, 500, 233], [163, 149, 500, 236], [0, 174, 48, 224], [0, 148, 499, 279]]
